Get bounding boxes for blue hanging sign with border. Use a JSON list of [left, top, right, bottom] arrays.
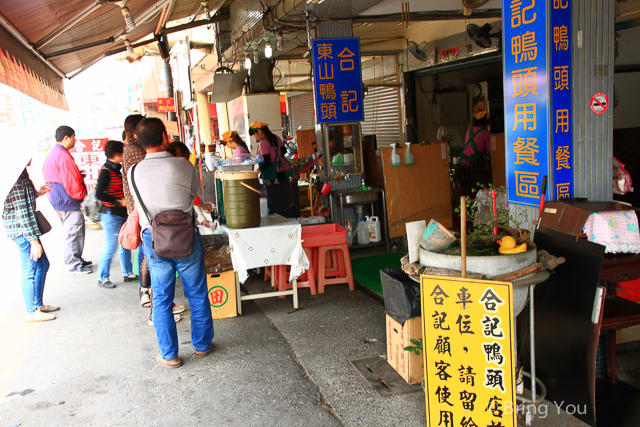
[[550, 0, 573, 200], [312, 37, 364, 124], [503, 0, 550, 207]]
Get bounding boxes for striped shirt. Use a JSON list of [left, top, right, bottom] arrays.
[[2, 172, 40, 242], [96, 160, 127, 217]]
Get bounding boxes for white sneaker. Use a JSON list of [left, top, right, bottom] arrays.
[[148, 314, 182, 326], [26, 311, 56, 322], [173, 304, 186, 314]]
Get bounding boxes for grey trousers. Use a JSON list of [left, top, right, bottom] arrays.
[[56, 210, 86, 272]]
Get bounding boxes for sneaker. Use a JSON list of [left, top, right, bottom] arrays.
[[172, 304, 186, 314], [81, 259, 92, 267], [148, 314, 181, 326], [68, 266, 93, 275], [26, 311, 56, 322], [123, 275, 139, 282], [98, 280, 116, 289]]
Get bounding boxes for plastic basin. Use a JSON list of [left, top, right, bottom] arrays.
[[301, 223, 347, 247]]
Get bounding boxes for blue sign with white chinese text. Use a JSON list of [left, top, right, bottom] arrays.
[[503, 0, 550, 207], [312, 38, 364, 124], [550, 0, 573, 200]]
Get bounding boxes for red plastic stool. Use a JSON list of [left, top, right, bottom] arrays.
[[317, 244, 354, 294], [273, 248, 317, 295]]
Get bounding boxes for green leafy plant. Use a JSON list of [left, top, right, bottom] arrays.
[[454, 183, 523, 246], [404, 338, 424, 356]]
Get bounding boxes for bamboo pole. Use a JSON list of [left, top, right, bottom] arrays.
[[461, 196, 467, 278]]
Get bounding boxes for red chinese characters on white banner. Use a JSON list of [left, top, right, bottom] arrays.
[[69, 138, 108, 193]]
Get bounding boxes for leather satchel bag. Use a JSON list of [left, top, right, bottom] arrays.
[[118, 206, 141, 250], [35, 211, 51, 235], [131, 164, 194, 259]]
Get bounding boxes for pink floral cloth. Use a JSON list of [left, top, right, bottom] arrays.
[[583, 210, 640, 253]]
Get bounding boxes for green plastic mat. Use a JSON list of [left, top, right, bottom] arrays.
[[351, 252, 405, 296]]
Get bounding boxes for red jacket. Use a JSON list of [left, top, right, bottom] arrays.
[[43, 144, 87, 211]]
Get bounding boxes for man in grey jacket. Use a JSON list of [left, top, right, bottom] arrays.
[[128, 118, 213, 368]]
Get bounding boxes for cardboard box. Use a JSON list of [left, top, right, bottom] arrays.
[[386, 314, 423, 385], [206, 270, 237, 319]]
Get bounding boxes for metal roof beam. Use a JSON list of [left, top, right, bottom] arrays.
[[353, 9, 501, 23]]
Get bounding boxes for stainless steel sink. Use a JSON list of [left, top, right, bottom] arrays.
[[334, 188, 380, 205]]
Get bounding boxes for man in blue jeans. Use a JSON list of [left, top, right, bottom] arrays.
[[95, 140, 138, 289], [127, 118, 213, 368]]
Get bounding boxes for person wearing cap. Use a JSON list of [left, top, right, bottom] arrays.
[[459, 102, 491, 167], [220, 130, 250, 163], [249, 122, 299, 217]]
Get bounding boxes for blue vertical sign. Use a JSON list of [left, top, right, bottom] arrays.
[[503, 0, 550, 207], [312, 38, 364, 124], [550, 0, 573, 200]]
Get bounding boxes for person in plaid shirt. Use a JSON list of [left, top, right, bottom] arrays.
[[3, 164, 58, 322]]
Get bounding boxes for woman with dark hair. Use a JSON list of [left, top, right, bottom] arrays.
[[3, 162, 57, 322], [249, 122, 291, 183], [456, 102, 492, 196], [249, 122, 299, 217], [220, 130, 250, 163]]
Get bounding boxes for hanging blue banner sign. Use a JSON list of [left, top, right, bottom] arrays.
[[503, 0, 550, 207], [312, 37, 364, 124], [550, 0, 573, 200]]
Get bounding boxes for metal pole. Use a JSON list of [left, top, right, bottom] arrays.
[[460, 196, 466, 278], [161, 60, 176, 121], [529, 285, 537, 403]]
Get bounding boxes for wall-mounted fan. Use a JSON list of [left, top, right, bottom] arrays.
[[467, 23, 501, 49], [408, 40, 430, 62], [462, 0, 490, 8]]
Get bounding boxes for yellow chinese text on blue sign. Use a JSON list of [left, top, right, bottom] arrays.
[[312, 38, 364, 124], [503, 0, 550, 207], [421, 275, 517, 427]]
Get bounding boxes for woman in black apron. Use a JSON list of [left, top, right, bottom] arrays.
[[456, 109, 492, 196], [249, 122, 299, 217]]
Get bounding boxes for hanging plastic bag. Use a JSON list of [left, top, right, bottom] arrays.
[[613, 157, 634, 195]]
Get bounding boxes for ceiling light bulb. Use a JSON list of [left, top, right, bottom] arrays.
[[253, 49, 260, 64], [265, 43, 272, 58], [245, 56, 252, 70]]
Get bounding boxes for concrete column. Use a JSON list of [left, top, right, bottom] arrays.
[[215, 102, 233, 158], [196, 92, 213, 148]]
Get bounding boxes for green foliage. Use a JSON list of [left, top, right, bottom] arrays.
[[454, 183, 522, 246], [404, 338, 424, 356]]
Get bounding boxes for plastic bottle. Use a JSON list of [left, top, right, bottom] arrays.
[[360, 179, 369, 191], [346, 220, 354, 246], [391, 143, 401, 167], [405, 142, 414, 166], [356, 219, 370, 245], [366, 216, 382, 242]]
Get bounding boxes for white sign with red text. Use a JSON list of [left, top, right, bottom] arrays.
[[69, 138, 108, 193]]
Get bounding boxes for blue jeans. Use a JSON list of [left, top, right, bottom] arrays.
[[142, 229, 213, 359], [13, 236, 50, 314], [99, 212, 133, 281]]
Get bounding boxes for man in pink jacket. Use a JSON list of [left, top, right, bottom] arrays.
[[43, 126, 92, 274]]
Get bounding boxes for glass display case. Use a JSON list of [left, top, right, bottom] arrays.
[[322, 122, 364, 178]]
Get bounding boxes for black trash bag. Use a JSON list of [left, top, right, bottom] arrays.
[[380, 267, 421, 324]]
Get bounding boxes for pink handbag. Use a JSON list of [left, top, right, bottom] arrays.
[[118, 206, 141, 250]]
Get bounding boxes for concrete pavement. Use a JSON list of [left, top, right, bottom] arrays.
[[0, 222, 594, 426]]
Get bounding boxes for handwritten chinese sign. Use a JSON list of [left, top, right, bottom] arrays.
[[312, 38, 364, 124], [503, 0, 550, 207], [421, 276, 516, 427], [69, 138, 107, 193], [551, 0, 573, 200]]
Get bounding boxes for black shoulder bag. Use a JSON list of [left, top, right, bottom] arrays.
[[131, 164, 195, 259]]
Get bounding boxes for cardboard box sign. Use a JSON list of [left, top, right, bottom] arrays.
[[386, 314, 423, 385], [207, 270, 237, 320]]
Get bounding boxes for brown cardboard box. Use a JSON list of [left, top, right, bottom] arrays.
[[386, 314, 424, 385], [206, 270, 237, 319]]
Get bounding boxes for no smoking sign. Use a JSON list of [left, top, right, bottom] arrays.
[[590, 92, 609, 115]]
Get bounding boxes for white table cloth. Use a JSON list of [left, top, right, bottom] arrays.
[[223, 214, 310, 283]]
